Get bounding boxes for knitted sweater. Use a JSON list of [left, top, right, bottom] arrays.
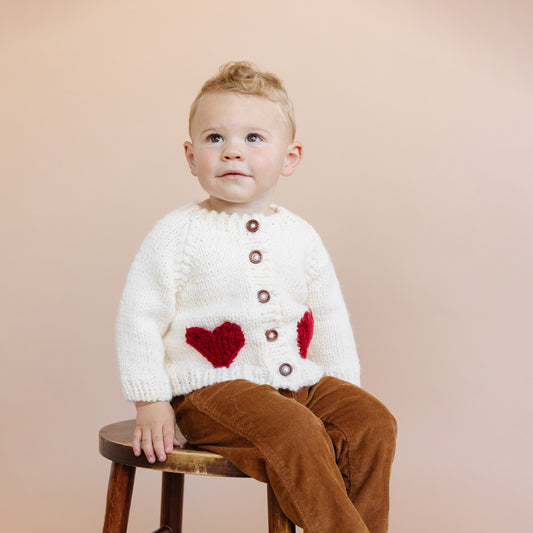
[[116, 202, 360, 402]]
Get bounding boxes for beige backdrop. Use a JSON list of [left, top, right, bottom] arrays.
[[1, 1, 532, 532]]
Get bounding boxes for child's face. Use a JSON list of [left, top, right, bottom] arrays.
[[184, 92, 302, 214]]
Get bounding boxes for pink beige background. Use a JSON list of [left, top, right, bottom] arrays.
[[1, 1, 532, 532]]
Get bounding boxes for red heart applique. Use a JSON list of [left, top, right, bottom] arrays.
[[185, 322, 245, 368], [297, 310, 314, 359]]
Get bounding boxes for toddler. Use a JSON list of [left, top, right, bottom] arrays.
[[116, 61, 397, 532]]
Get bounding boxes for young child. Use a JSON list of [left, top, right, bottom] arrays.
[[116, 61, 397, 533]]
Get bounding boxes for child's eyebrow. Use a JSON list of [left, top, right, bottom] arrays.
[[199, 125, 272, 136], [247, 127, 271, 134], [198, 127, 219, 135]]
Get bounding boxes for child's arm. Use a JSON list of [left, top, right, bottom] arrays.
[[117, 217, 183, 402], [133, 401, 186, 463], [306, 233, 361, 385], [116, 211, 192, 459]]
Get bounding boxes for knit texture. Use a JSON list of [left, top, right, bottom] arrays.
[[116, 202, 360, 401]]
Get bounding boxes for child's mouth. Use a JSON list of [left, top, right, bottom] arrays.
[[219, 171, 249, 178]]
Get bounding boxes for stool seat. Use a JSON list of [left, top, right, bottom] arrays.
[[99, 419, 295, 533], [100, 419, 247, 477]]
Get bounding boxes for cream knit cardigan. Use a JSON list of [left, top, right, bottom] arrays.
[[117, 202, 360, 402]]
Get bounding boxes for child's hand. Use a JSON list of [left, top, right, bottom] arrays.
[[133, 401, 186, 463]]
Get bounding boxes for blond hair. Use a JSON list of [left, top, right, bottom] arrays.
[[189, 61, 296, 140]]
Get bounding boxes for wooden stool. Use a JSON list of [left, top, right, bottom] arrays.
[[99, 420, 295, 533]]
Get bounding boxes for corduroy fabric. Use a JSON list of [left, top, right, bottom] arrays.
[[173, 376, 397, 533]]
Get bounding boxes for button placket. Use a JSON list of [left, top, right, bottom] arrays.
[[245, 216, 279, 350], [246, 220, 267, 300]]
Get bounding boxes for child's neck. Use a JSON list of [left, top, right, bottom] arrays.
[[201, 197, 276, 216]]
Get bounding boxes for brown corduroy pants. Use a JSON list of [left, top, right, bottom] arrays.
[[173, 376, 397, 533]]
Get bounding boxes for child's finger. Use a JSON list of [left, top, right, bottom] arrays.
[[152, 431, 167, 462], [132, 426, 143, 456], [175, 424, 188, 448], [163, 424, 176, 454], [141, 429, 156, 463]]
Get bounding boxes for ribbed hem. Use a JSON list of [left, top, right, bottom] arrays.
[[121, 374, 173, 402], [165, 362, 325, 397]]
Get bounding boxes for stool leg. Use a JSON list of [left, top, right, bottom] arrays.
[[160, 472, 184, 533], [103, 462, 136, 533], [267, 484, 296, 533]]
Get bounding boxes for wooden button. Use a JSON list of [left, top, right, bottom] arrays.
[[279, 363, 292, 376], [265, 329, 278, 342], [257, 290, 270, 303], [249, 250, 262, 264], [246, 219, 259, 232]]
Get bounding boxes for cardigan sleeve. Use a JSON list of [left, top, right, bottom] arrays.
[[305, 233, 361, 386], [116, 212, 192, 402]]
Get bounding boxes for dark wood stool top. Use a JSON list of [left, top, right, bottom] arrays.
[[99, 419, 247, 477]]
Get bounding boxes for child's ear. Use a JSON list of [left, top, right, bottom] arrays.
[[281, 142, 303, 177], [184, 141, 198, 176]]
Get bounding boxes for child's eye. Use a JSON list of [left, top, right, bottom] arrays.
[[246, 133, 262, 143], [208, 134, 223, 143]]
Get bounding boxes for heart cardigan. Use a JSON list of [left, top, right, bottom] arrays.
[[116, 202, 360, 402]]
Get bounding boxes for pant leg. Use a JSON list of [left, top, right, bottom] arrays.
[[301, 377, 397, 533], [173, 379, 370, 533]]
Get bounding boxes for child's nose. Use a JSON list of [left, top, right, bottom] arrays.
[[222, 143, 243, 160], [223, 151, 242, 160]]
